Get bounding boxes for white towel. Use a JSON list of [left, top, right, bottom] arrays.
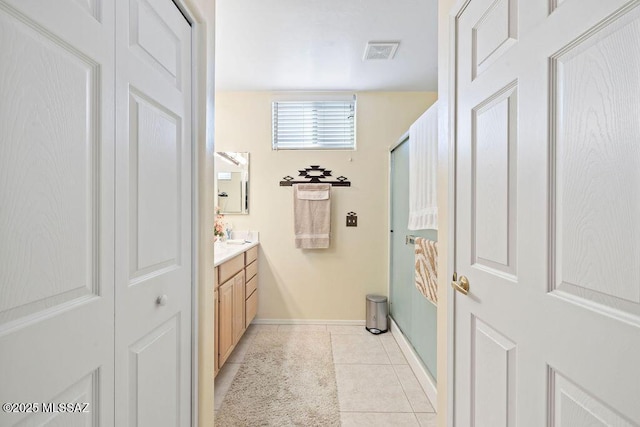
[[408, 102, 438, 230], [293, 184, 331, 249]]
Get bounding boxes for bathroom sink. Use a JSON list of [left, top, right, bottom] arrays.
[[213, 231, 259, 266], [226, 239, 247, 245], [214, 239, 258, 266]]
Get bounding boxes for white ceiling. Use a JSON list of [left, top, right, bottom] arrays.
[[214, 0, 439, 92]]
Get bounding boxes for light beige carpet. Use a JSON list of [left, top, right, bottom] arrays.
[[216, 331, 341, 427]]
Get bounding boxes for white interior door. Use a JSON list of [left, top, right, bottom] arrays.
[[0, 0, 115, 425], [454, 0, 640, 425], [114, 0, 192, 425]]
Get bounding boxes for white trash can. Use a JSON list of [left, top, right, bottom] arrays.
[[365, 294, 388, 334]]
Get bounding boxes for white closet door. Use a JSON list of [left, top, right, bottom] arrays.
[[0, 0, 115, 425], [454, 0, 640, 425], [114, 0, 192, 425]]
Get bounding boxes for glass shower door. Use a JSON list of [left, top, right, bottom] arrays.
[[390, 139, 437, 380]]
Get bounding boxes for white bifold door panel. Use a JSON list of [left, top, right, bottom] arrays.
[[0, 0, 193, 426], [114, 0, 192, 425], [454, 0, 640, 426], [0, 0, 115, 425]]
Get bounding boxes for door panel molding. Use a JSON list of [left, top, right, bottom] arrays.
[[128, 88, 183, 282], [471, 0, 518, 79], [548, 368, 636, 427], [14, 369, 99, 427], [0, 2, 101, 326], [549, 2, 640, 324], [471, 80, 518, 280], [71, 0, 101, 22], [129, 314, 181, 426], [129, 0, 182, 88], [471, 316, 517, 427]]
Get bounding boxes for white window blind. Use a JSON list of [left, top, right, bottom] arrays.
[[272, 99, 356, 150]]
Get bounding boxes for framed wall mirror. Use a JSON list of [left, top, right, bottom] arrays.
[[215, 152, 249, 214]]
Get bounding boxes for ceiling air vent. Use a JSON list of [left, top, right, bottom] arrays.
[[363, 41, 400, 60]]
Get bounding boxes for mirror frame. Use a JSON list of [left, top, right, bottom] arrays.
[[215, 152, 249, 214]]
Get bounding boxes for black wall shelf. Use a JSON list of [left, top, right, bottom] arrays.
[[279, 165, 351, 187]]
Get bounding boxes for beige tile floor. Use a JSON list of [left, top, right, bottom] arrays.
[[214, 324, 437, 426]]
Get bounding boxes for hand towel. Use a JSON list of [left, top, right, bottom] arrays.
[[293, 184, 331, 249], [415, 237, 438, 306], [409, 102, 438, 230]]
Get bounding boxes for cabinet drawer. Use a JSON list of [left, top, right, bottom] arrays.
[[219, 254, 244, 284], [245, 275, 257, 298], [214, 266, 219, 289], [245, 246, 258, 265], [245, 289, 257, 328], [245, 260, 257, 281]]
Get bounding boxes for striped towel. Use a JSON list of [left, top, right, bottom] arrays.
[[415, 237, 438, 306]]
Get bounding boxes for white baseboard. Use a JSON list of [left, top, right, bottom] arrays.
[[389, 317, 438, 408], [252, 318, 366, 326]]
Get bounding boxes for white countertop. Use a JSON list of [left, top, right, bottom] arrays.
[[214, 240, 259, 267]]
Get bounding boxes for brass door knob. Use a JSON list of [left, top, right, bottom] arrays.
[[451, 273, 469, 295]]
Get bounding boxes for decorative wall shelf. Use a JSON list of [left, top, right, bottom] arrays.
[[279, 165, 351, 187]]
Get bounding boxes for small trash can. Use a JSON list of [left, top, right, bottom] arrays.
[[365, 294, 388, 334]]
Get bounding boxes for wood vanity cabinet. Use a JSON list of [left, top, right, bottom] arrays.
[[215, 246, 259, 374]]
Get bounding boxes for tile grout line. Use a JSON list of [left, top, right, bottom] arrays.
[[382, 334, 436, 414], [380, 334, 397, 366], [395, 364, 437, 414], [388, 351, 422, 415]]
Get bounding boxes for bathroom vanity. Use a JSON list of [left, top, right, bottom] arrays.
[[214, 240, 259, 376]]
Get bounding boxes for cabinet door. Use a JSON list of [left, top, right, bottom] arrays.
[[214, 289, 219, 376], [218, 280, 234, 367], [232, 270, 246, 343]]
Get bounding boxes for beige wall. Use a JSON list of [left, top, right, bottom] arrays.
[[437, 0, 457, 425], [215, 91, 436, 321]]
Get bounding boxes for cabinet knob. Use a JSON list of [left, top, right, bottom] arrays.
[[156, 295, 168, 306]]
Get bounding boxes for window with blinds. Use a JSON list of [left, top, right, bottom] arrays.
[[272, 99, 356, 150]]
